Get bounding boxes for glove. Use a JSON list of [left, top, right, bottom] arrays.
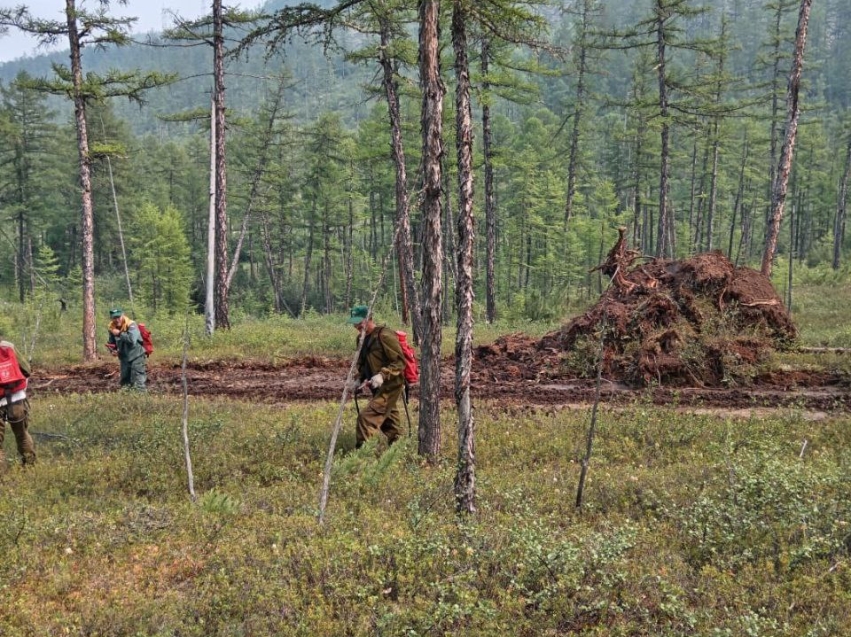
[[369, 373, 384, 389]]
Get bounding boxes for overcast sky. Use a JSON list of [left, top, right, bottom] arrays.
[[0, 0, 215, 63]]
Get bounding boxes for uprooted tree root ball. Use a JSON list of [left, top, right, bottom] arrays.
[[477, 235, 797, 388]]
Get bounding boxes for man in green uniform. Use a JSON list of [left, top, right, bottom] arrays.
[[348, 305, 406, 448], [0, 333, 36, 469], [107, 308, 147, 391]]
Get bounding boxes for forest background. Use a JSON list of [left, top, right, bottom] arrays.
[[2, 2, 851, 633], [1, 0, 849, 336]]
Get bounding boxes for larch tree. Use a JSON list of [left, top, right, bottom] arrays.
[[604, 0, 712, 258], [165, 3, 256, 331], [0, 1, 173, 360], [0, 72, 58, 303], [417, 0, 444, 460], [451, 0, 475, 514], [563, 0, 603, 234], [833, 130, 851, 270], [376, 9, 424, 346]]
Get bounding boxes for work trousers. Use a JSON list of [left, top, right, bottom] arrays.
[[120, 355, 147, 391], [356, 384, 404, 448], [0, 398, 36, 468]]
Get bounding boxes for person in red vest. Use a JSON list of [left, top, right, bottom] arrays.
[[0, 335, 36, 469]]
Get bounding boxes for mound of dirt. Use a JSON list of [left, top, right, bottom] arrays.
[[477, 236, 796, 388]]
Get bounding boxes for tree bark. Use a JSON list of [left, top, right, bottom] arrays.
[[766, 1, 787, 235], [761, 0, 813, 277], [323, 208, 333, 314], [452, 0, 475, 515], [259, 209, 285, 314], [379, 22, 422, 344], [213, 0, 230, 328], [833, 134, 851, 270], [346, 160, 354, 309], [565, 0, 591, 233], [17, 210, 26, 304], [706, 118, 720, 252], [655, 3, 672, 259], [729, 133, 749, 259], [205, 96, 216, 335], [417, 0, 444, 460], [66, 0, 97, 360], [481, 39, 497, 324], [300, 215, 314, 318]]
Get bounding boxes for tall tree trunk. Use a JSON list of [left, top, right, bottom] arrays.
[[655, 4, 672, 258], [687, 134, 699, 246], [205, 96, 216, 335], [259, 209, 285, 314], [706, 16, 728, 254], [442, 153, 456, 324], [300, 216, 315, 318], [729, 133, 749, 259], [481, 39, 497, 324], [452, 0, 475, 515], [346, 160, 354, 309], [564, 0, 591, 232], [417, 0, 444, 460], [632, 128, 644, 250], [213, 0, 230, 328], [761, 0, 813, 277], [706, 119, 721, 252], [379, 22, 422, 344], [226, 77, 286, 291], [66, 0, 96, 360], [833, 134, 851, 270], [17, 210, 26, 303], [766, 1, 787, 235], [693, 140, 710, 251], [323, 210, 333, 314]]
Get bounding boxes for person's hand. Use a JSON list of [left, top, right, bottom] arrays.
[[110, 327, 121, 336], [369, 373, 384, 389]]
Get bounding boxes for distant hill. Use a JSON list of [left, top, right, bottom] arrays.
[[0, 0, 374, 136]]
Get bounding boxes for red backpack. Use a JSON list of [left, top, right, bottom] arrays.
[[0, 343, 28, 393], [137, 323, 154, 357], [395, 330, 419, 385]]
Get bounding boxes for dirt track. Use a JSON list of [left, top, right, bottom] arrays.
[[30, 356, 851, 413]]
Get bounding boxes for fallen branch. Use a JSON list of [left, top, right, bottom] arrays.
[[796, 347, 851, 355]]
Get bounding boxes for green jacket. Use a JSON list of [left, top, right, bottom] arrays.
[[357, 326, 405, 393], [108, 322, 145, 362]]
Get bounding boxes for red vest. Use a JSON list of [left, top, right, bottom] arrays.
[[0, 343, 27, 394]]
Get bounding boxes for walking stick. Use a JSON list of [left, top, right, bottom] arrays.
[[402, 384, 413, 437]]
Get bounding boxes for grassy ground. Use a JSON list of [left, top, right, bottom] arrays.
[[0, 282, 850, 635], [1, 394, 849, 635]]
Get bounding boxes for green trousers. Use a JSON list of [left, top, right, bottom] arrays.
[[0, 398, 36, 468], [120, 355, 147, 391]]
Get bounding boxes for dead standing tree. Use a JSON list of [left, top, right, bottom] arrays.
[[761, 0, 814, 277]]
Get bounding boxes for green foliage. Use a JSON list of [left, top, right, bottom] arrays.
[[128, 203, 193, 315], [2, 393, 850, 635]]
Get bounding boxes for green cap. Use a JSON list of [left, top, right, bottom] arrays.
[[109, 308, 123, 319], [347, 305, 369, 324]]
